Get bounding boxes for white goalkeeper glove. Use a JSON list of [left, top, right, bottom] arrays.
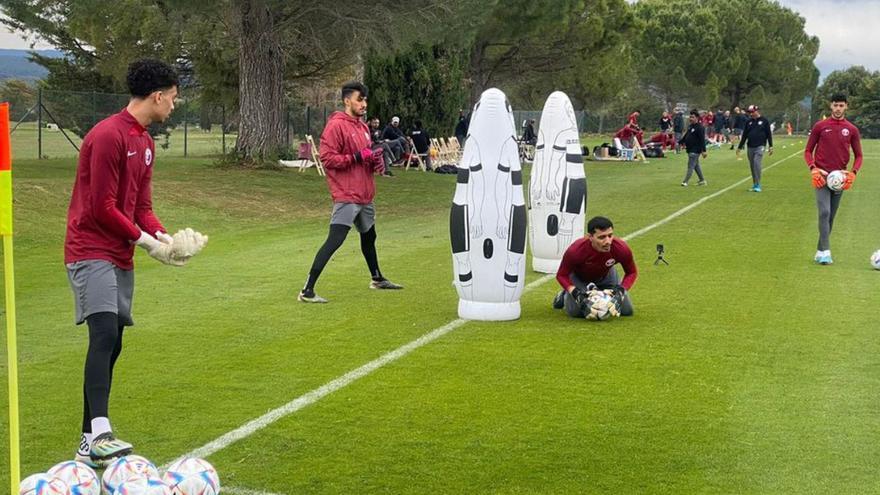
[[169, 227, 208, 262], [135, 231, 184, 266]]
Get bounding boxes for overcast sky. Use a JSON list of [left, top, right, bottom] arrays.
[[2, 1, 879, 78]]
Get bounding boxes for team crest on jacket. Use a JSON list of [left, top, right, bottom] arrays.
[[842, 128, 850, 137], [605, 258, 616, 267], [145, 148, 153, 166]]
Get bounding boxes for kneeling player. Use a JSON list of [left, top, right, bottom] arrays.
[[552, 216, 637, 318]]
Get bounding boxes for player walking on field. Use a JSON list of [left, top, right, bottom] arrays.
[[678, 110, 708, 186], [299, 81, 403, 303], [65, 59, 207, 466], [737, 104, 773, 192], [804, 94, 863, 265]]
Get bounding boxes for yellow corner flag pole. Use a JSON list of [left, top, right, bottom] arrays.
[[1, 101, 21, 494]]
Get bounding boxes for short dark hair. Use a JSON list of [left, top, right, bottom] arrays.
[[126, 59, 178, 98], [414, 120, 423, 128], [689, 109, 700, 118], [587, 216, 614, 234], [831, 93, 848, 103], [341, 81, 368, 101]]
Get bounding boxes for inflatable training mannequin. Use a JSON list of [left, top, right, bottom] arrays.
[[450, 88, 527, 321], [528, 91, 587, 273]]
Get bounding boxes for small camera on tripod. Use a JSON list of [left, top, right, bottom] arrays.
[[655, 243, 669, 265]]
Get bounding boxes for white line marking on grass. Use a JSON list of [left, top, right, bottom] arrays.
[[168, 148, 803, 472], [626, 149, 801, 241]]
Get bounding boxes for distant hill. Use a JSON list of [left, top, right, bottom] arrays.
[[0, 49, 64, 80]]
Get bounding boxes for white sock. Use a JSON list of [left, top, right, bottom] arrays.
[[91, 417, 112, 438], [78, 432, 93, 455]]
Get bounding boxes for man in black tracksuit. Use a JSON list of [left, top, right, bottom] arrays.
[[673, 110, 685, 154], [731, 106, 749, 150], [737, 104, 773, 192], [678, 109, 707, 186]]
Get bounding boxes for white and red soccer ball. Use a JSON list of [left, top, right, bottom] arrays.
[[825, 169, 846, 191], [102, 455, 160, 494], [47, 460, 100, 495], [162, 458, 220, 495], [19, 474, 69, 495]]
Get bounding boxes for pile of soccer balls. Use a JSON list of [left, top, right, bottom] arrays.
[[20, 456, 219, 495]]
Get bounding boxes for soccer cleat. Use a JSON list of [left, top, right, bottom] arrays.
[[697, 180, 707, 186], [552, 291, 565, 310], [814, 250, 823, 262], [298, 290, 328, 303], [753, 184, 762, 192], [89, 432, 132, 465], [370, 278, 404, 290], [680, 182, 688, 187], [817, 252, 833, 265], [74, 452, 101, 469]]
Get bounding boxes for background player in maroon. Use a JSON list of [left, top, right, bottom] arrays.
[[65, 59, 207, 466], [298, 81, 403, 303], [804, 93, 863, 265], [552, 216, 638, 318]]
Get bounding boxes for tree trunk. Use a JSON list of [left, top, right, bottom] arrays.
[[468, 40, 489, 104], [234, 0, 285, 159]]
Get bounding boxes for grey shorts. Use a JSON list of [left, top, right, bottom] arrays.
[[331, 202, 375, 233], [66, 260, 134, 326]]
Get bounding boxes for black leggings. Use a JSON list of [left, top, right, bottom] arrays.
[[82, 312, 124, 432], [304, 224, 382, 292]]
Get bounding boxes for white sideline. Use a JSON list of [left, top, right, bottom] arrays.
[[172, 149, 803, 491]]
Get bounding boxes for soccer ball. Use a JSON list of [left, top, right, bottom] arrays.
[[871, 250, 880, 270], [585, 292, 614, 321], [102, 456, 160, 494], [826, 170, 846, 191], [112, 477, 171, 495], [162, 458, 220, 495], [19, 474, 69, 495], [47, 461, 99, 495]]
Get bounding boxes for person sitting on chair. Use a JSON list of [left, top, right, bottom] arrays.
[[409, 120, 432, 171], [522, 118, 537, 146], [381, 116, 409, 167]]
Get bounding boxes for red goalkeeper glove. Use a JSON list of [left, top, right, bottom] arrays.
[[811, 167, 827, 188], [842, 170, 855, 190], [356, 147, 373, 164]]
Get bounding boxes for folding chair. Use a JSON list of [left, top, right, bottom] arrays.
[[430, 138, 447, 166], [404, 140, 428, 171], [305, 135, 326, 176], [448, 136, 463, 161], [439, 138, 456, 165]]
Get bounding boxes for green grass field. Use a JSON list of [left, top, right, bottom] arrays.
[[1, 136, 879, 493]]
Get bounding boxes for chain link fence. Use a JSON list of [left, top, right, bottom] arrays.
[[5, 88, 811, 160], [5, 89, 344, 159]]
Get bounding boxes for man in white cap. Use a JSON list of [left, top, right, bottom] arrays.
[[737, 104, 773, 192], [380, 116, 408, 171]]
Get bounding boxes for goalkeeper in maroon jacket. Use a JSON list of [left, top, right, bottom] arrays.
[[804, 93, 863, 265], [298, 81, 403, 303], [552, 216, 637, 318]]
